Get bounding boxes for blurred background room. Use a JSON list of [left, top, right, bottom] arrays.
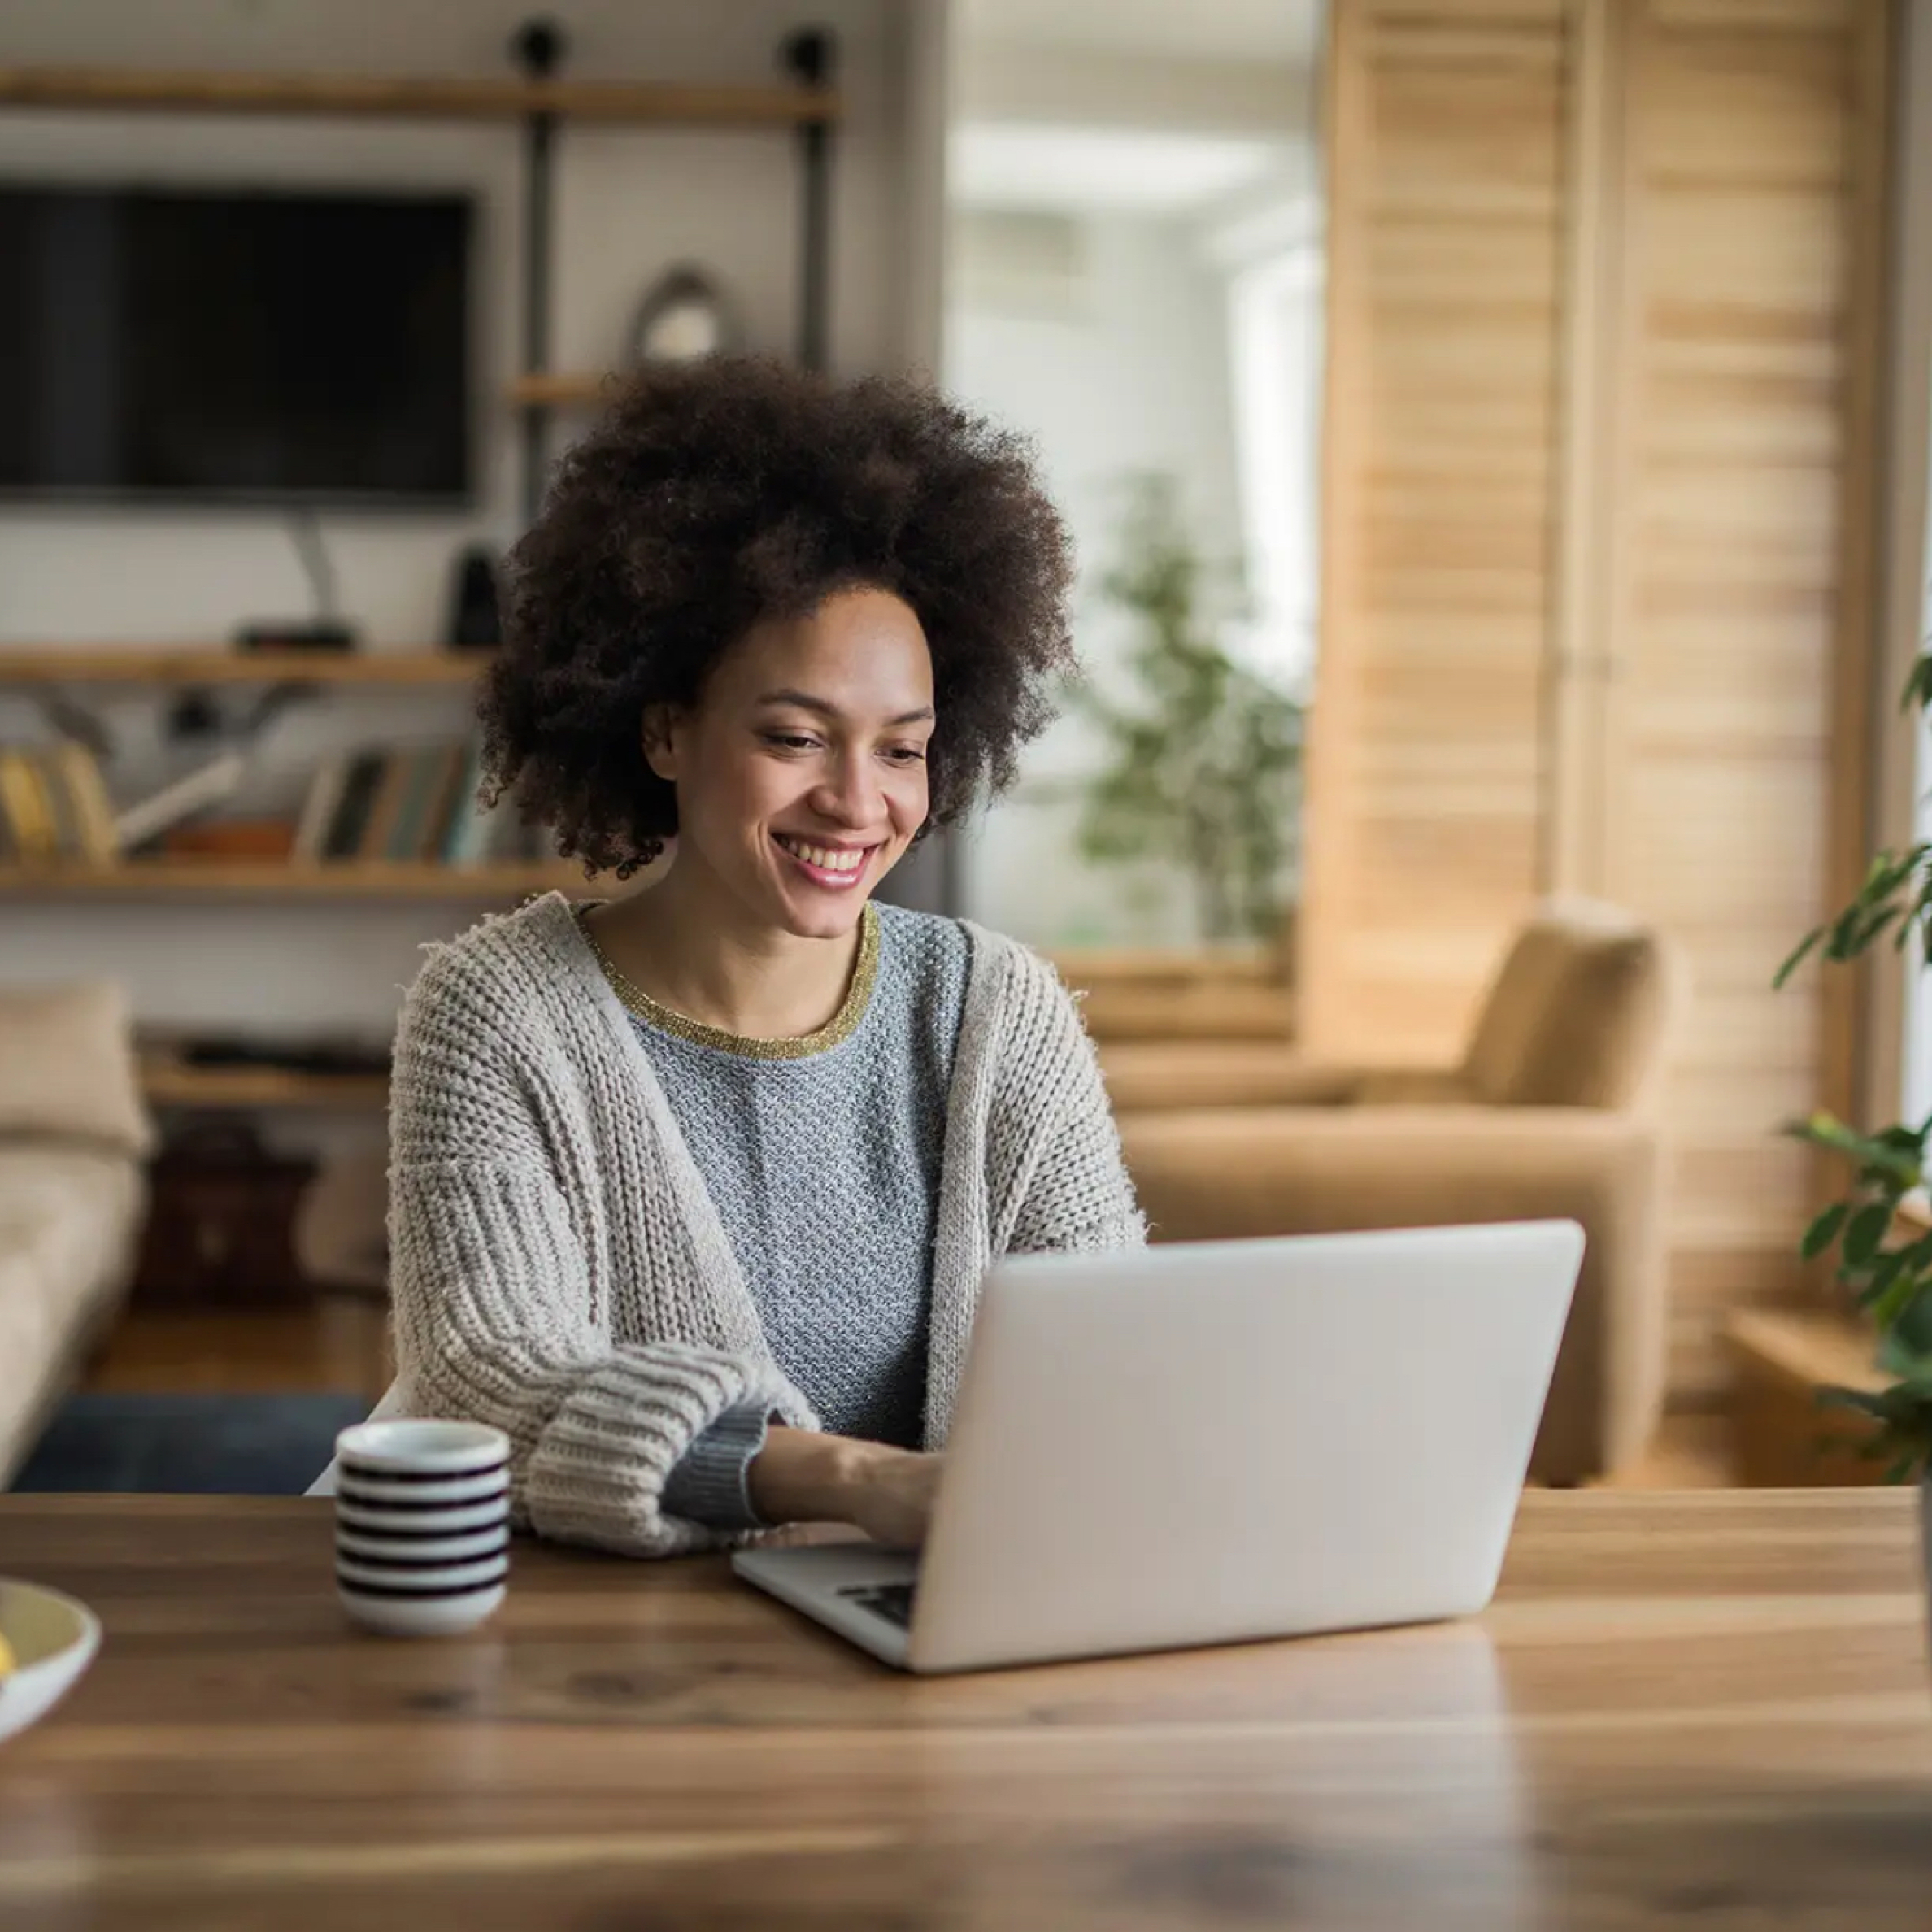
[[2, 0, 1930, 1506]]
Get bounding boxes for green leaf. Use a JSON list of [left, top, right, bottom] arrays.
[[1868, 1269, 1932, 1332], [1902, 651, 1932, 716], [1801, 1200, 1852, 1260], [1816, 1386, 1893, 1421], [1853, 1247, 1912, 1308], [1773, 927, 1825, 988], [1843, 1201, 1894, 1265], [1783, 1112, 1924, 1186], [1883, 1452, 1923, 1484]]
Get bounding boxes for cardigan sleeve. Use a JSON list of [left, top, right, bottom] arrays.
[[1003, 958, 1148, 1256], [385, 945, 803, 1560]]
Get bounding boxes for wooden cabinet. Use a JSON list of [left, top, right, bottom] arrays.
[[1307, 0, 1890, 1403]]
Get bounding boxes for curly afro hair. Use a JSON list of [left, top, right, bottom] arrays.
[[478, 355, 1077, 878]]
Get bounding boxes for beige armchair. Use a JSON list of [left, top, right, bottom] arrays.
[[1107, 900, 1686, 1484]]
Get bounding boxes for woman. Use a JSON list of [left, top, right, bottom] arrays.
[[375, 356, 1144, 1559]]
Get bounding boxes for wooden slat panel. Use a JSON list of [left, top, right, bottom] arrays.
[[1302, 0, 1571, 1060], [1605, 0, 1882, 1402], [1316, 0, 1885, 1406]]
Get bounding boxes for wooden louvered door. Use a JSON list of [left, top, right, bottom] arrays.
[[1308, 0, 1890, 1407]]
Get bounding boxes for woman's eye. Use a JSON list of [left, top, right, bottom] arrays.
[[883, 746, 929, 766], [765, 733, 821, 752]]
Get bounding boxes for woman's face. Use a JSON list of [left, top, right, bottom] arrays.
[[646, 586, 936, 941]]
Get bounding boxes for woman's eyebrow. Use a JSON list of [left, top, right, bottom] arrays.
[[755, 688, 936, 727]]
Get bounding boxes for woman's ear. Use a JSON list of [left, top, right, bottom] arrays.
[[641, 706, 681, 783]]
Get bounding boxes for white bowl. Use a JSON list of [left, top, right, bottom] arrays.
[[0, 1578, 101, 1744]]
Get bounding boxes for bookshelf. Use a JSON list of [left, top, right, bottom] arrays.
[[0, 650, 559, 893], [505, 373, 613, 411], [0, 648, 485, 688], [140, 1055, 390, 1113], [0, 32, 833, 1125], [0, 66, 842, 128]]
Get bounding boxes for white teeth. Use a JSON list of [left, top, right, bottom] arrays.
[[781, 838, 866, 874]]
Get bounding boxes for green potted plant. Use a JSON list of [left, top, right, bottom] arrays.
[[1055, 473, 1304, 943], [1776, 647, 1932, 1622]]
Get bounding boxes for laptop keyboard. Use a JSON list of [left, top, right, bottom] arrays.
[[838, 1582, 917, 1630]]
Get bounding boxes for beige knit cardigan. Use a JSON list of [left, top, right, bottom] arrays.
[[371, 891, 1145, 1559]]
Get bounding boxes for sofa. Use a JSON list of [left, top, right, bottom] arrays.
[[1105, 899, 1686, 1484], [0, 981, 154, 1486]]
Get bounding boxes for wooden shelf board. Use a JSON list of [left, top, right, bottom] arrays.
[[0, 647, 487, 687], [507, 372, 617, 410], [0, 67, 842, 128], [0, 861, 594, 900], [141, 1060, 389, 1112], [1048, 942, 1284, 986], [1723, 1308, 1889, 1396]]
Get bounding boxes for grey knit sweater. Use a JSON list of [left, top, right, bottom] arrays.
[[368, 890, 1145, 1559], [628, 903, 972, 1528]]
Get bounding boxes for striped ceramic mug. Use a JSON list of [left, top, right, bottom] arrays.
[[333, 1420, 511, 1637]]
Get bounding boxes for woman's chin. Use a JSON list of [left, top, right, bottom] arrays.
[[770, 885, 873, 940]]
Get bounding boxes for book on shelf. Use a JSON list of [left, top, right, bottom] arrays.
[[0, 747, 53, 858], [0, 739, 120, 863], [291, 755, 349, 861], [47, 740, 120, 860], [320, 751, 386, 861], [295, 737, 524, 868]]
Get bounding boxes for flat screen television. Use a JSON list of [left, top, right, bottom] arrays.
[[0, 185, 473, 506]]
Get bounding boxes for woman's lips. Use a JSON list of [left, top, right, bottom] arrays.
[[774, 833, 877, 890]]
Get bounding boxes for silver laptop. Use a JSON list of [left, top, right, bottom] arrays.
[[733, 1219, 1584, 1673]]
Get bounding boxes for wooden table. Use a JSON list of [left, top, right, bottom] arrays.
[[0, 1490, 1928, 1930]]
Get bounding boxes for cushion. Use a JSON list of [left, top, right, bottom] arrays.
[[0, 981, 153, 1157], [1461, 903, 1677, 1109], [0, 1144, 146, 1482], [1097, 1042, 1357, 1112]]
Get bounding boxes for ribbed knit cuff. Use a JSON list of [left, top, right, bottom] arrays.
[[660, 1403, 774, 1533]]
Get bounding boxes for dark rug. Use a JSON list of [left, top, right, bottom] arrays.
[[9, 1391, 369, 1495]]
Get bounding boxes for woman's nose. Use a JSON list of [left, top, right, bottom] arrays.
[[810, 752, 884, 826]]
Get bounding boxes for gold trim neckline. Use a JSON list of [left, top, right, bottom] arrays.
[[577, 900, 880, 1061]]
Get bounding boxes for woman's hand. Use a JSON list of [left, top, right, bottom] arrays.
[[836, 1444, 943, 1550], [747, 1426, 943, 1549]]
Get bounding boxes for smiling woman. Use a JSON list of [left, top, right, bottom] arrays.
[[318, 356, 1146, 1559]]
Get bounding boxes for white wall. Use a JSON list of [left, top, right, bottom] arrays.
[[946, 207, 1247, 946], [0, 0, 941, 1038]]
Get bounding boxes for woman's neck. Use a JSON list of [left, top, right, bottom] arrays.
[[586, 858, 864, 1041]]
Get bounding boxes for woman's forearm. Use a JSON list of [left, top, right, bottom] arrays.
[[746, 1425, 880, 1525], [748, 1426, 942, 1549]]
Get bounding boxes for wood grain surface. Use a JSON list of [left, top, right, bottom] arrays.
[[1305, 0, 1891, 1409], [0, 1490, 1927, 1929]]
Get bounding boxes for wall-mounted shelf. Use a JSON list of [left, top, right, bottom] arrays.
[[140, 1056, 389, 1112], [0, 67, 841, 128], [505, 372, 612, 410], [0, 648, 487, 687], [0, 861, 591, 901]]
